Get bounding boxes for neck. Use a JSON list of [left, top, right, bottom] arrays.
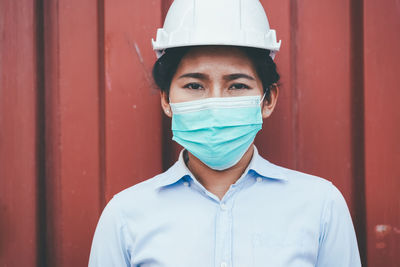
[[186, 145, 254, 200]]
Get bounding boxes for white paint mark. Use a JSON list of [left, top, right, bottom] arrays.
[[130, 39, 153, 88], [132, 105, 137, 109], [106, 70, 112, 91], [134, 42, 144, 64], [375, 224, 393, 239], [376, 224, 390, 233], [394, 227, 400, 234]]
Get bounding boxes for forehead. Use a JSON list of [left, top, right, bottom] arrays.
[[176, 46, 257, 74]]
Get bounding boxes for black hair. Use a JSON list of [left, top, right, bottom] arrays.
[[152, 46, 280, 102]]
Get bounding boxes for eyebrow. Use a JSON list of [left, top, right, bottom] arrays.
[[178, 73, 209, 80], [223, 73, 255, 81], [178, 72, 255, 81]]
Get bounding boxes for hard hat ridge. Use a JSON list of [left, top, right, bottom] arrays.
[[152, 0, 281, 59]]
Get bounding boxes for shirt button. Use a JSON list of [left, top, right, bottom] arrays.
[[220, 262, 227, 267], [220, 203, 227, 210], [256, 177, 262, 183], [183, 182, 189, 187]]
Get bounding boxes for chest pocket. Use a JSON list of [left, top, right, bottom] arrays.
[[251, 231, 316, 267]]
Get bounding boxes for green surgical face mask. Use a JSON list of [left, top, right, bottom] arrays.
[[170, 95, 264, 170]]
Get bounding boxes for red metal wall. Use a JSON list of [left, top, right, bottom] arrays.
[[1, 0, 399, 266], [0, 1, 39, 265], [364, 0, 400, 265]]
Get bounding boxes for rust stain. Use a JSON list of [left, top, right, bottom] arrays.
[[376, 242, 387, 249]]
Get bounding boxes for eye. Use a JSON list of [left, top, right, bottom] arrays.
[[229, 83, 251, 90], [183, 83, 204, 90]]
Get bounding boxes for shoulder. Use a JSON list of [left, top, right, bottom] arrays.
[[260, 156, 335, 191], [258, 157, 346, 208], [282, 164, 344, 201], [253, 148, 333, 192], [109, 172, 166, 210], [278, 164, 333, 189], [261, 160, 353, 232], [104, 161, 184, 219]]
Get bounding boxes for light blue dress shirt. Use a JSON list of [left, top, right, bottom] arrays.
[[89, 146, 361, 267]]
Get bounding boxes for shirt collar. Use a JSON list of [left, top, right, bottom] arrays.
[[156, 150, 193, 188], [156, 146, 287, 188], [248, 146, 288, 181]]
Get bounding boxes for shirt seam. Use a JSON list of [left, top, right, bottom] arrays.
[[316, 182, 334, 260], [114, 196, 135, 263]]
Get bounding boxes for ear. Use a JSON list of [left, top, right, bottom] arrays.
[[160, 91, 172, 118], [261, 84, 279, 119]]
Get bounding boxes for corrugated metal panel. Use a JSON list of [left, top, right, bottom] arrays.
[[364, 0, 400, 265], [257, 1, 367, 264], [0, 0, 39, 266], [255, 0, 296, 169], [41, 0, 163, 265], [42, 0, 102, 265], [1, 0, 399, 266], [103, 0, 163, 202]]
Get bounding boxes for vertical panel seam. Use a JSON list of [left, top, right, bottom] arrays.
[[290, 0, 299, 169], [54, 1, 62, 264], [43, 0, 62, 265], [350, 0, 367, 265], [36, 0, 47, 266], [98, 0, 106, 210], [161, 0, 173, 171]]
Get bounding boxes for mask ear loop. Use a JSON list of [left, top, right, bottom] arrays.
[[167, 96, 173, 115], [259, 91, 267, 105]]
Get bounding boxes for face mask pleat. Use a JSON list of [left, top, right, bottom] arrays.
[[172, 107, 262, 131], [173, 125, 261, 144], [170, 95, 261, 112]]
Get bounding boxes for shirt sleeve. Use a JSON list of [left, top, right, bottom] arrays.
[[315, 184, 361, 267], [88, 196, 132, 267]]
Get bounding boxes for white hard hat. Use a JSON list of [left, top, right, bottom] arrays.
[[152, 0, 281, 59]]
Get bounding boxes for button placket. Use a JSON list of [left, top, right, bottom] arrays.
[[220, 203, 228, 211], [215, 196, 234, 267], [215, 172, 253, 267]]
